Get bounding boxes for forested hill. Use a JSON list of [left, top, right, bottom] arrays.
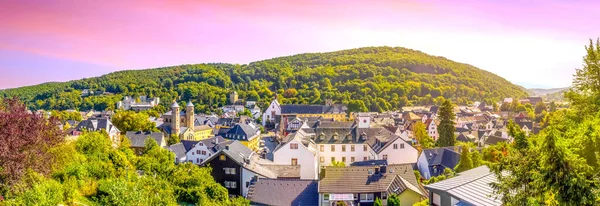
[[0, 46, 528, 113]]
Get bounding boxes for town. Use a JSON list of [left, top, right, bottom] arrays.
[[23, 91, 554, 206]]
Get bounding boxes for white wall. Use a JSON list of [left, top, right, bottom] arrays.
[[262, 100, 281, 126], [273, 139, 318, 179], [318, 143, 374, 166], [432, 193, 441, 206], [417, 152, 431, 179], [241, 168, 256, 197], [376, 138, 418, 165], [186, 142, 214, 165]]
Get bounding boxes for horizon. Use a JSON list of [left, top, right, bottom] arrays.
[[2, 0, 600, 89]]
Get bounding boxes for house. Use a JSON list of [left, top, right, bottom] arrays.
[[527, 96, 543, 105], [262, 98, 348, 126], [168, 143, 187, 163], [247, 179, 318, 206], [223, 122, 261, 151], [158, 101, 214, 141], [185, 136, 230, 165], [417, 147, 461, 180], [73, 117, 120, 144], [125, 131, 166, 155], [116, 96, 160, 111], [201, 141, 277, 197], [318, 163, 425, 206], [424, 119, 438, 141], [273, 129, 319, 179], [503, 98, 513, 104], [262, 98, 282, 126], [425, 166, 501, 206]]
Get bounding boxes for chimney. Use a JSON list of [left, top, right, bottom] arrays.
[[380, 165, 387, 174]]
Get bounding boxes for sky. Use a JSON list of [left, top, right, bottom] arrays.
[[1, 0, 599, 89]]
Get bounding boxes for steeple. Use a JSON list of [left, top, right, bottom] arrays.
[[186, 100, 194, 128], [171, 100, 181, 136]]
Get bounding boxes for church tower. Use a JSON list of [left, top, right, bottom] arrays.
[[186, 100, 194, 128], [171, 101, 180, 136]]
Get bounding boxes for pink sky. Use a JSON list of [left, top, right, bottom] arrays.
[[1, 0, 599, 89]]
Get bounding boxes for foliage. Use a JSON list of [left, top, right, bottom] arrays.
[[413, 199, 429, 206], [387, 193, 401, 206], [437, 99, 456, 147], [374, 197, 383, 206], [111, 110, 158, 134], [1, 47, 528, 113], [168, 134, 180, 146], [414, 121, 434, 149], [330, 161, 346, 167], [454, 144, 473, 173], [0, 98, 64, 186], [2, 130, 248, 205], [490, 39, 600, 206], [50, 110, 82, 122]]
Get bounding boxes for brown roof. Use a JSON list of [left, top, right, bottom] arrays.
[[319, 164, 423, 196]]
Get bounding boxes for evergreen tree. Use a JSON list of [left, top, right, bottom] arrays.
[[507, 120, 528, 151], [437, 99, 456, 147], [455, 144, 473, 173]]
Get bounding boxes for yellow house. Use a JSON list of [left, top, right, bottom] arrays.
[[193, 125, 213, 140], [223, 123, 261, 151]]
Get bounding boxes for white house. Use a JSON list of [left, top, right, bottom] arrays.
[[425, 119, 438, 141], [262, 99, 281, 126], [186, 136, 229, 165], [273, 130, 319, 179]]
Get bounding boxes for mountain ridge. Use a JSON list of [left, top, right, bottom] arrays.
[[0, 46, 529, 112]]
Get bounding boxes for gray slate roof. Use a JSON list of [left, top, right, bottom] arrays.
[[425, 166, 501, 206], [247, 179, 318, 206], [169, 143, 186, 161], [421, 147, 461, 177], [125, 131, 165, 147], [75, 118, 119, 133]]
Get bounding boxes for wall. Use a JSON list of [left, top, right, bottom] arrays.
[[241, 168, 257, 197], [317, 143, 374, 166], [207, 153, 243, 196], [376, 138, 419, 165], [186, 142, 214, 165], [273, 139, 318, 179], [417, 153, 431, 179], [398, 190, 422, 206]]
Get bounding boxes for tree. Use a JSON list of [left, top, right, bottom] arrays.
[[414, 122, 434, 149], [167, 134, 180, 146], [347, 100, 368, 113], [437, 99, 456, 147], [549, 101, 557, 112], [0, 98, 64, 186], [534, 102, 547, 114], [331, 161, 345, 167], [454, 144, 473, 173], [111, 110, 158, 134], [507, 120, 528, 151], [374, 197, 383, 206], [387, 194, 401, 206]]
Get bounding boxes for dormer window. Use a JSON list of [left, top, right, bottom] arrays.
[[333, 132, 339, 140]]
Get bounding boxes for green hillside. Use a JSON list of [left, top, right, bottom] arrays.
[[0, 46, 528, 113]]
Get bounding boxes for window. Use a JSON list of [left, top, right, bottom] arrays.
[[224, 181, 237, 188], [320, 145, 324, 152], [196, 158, 199, 163], [393, 144, 398, 149], [342, 157, 346, 162], [219, 154, 226, 161], [290, 143, 298, 149], [224, 168, 236, 175], [331, 157, 335, 162], [201, 151, 206, 155], [196, 150, 200, 153], [331, 145, 335, 152], [364, 157, 368, 161], [351, 145, 355, 152], [360, 193, 374, 202], [291, 158, 298, 166], [200, 159, 203, 163], [383, 155, 388, 160], [341, 145, 346, 152], [382, 192, 388, 199], [324, 194, 330, 201], [363, 145, 367, 151], [351, 157, 355, 162], [192, 152, 195, 155], [199, 143, 204, 146], [320, 157, 324, 163], [400, 143, 405, 149], [354, 194, 359, 200]]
